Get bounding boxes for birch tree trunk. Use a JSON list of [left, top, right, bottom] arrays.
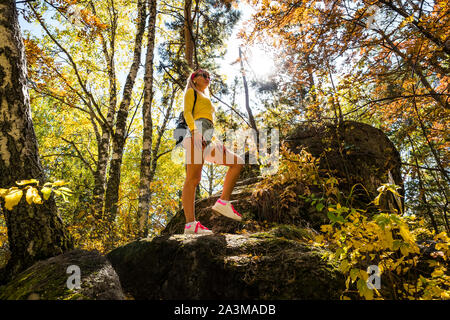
[[104, 0, 147, 222], [0, 0, 72, 284], [90, 1, 118, 219], [137, 0, 158, 238]]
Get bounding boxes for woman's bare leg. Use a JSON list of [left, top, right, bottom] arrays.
[[182, 137, 205, 223], [221, 164, 243, 201], [207, 143, 244, 201], [182, 164, 203, 223]]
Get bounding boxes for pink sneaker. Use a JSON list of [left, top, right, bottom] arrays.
[[184, 221, 213, 235], [212, 199, 242, 221]]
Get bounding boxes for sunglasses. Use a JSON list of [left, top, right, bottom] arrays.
[[192, 71, 210, 80]]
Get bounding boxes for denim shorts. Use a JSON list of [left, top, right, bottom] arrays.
[[185, 118, 214, 146]]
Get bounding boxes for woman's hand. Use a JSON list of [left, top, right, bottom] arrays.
[[191, 130, 204, 150], [213, 142, 226, 154]]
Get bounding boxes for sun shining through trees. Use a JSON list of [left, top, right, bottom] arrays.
[[217, 2, 278, 87], [243, 45, 277, 80]]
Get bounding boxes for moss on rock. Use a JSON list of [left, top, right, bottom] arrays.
[[0, 249, 124, 300], [107, 232, 345, 300]]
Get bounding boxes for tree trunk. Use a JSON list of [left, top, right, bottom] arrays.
[[91, 126, 110, 218], [104, 0, 147, 222], [138, 0, 158, 238], [0, 0, 72, 284], [239, 46, 259, 146], [184, 0, 195, 69], [90, 1, 118, 220], [138, 87, 175, 236]]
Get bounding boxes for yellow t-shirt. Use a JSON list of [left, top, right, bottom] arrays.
[[183, 88, 215, 131]]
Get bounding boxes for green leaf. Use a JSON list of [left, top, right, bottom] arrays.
[[316, 203, 324, 212], [327, 211, 337, 223], [392, 240, 402, 250], [335, 215, 347, 224], [350, 268, 359, 282], [58, 187, 73, 194], [340, 259, 350, 273], [356, 278, 365, 292]]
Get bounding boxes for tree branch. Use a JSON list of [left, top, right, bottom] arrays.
[[60, 137, 95, 175]]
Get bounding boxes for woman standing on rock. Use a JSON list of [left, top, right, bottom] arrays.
[[182, 69, 244, 235]]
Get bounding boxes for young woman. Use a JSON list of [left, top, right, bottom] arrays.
[[182, 69, 244, 235]]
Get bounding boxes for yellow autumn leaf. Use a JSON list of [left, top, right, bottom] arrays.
[[384, 229, 394, 249], [399, 225, 414, 243], [52, 180, 67, 187], [399, 244, 411, 256], [16, 179, 39, 186], [0, 188, 8, 197], [363, 287, 374, 300], [340, 259, 350, 273], [372, 193, 381, 206], [4, 188, 23, 210], [26, 187, 42, 205], [431, 268, 444, 277], [41, 187, 52, 200], [359, 269, 369, 281]]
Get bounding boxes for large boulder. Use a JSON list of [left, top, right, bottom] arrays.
[[286, 120, 403, 211], [163, 121, 403, 235], [107, 227, 345, 300], [0, 249, 125, 300]]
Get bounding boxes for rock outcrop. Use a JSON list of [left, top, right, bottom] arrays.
[[107, 226, 344, 300], [286, 120, 403, 212], [0, 249, 125, 300]]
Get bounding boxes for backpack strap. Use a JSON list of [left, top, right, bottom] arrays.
[[193, 90, 197, 113]]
